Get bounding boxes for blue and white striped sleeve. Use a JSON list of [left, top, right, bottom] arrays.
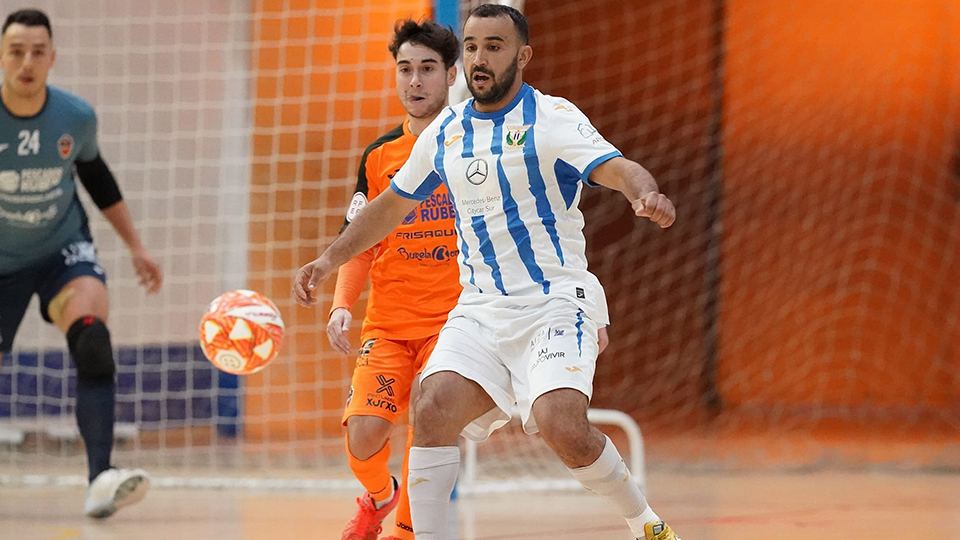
[[390, 121, 443, 202]]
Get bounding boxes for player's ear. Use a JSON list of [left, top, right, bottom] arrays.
[[446, 65, 457, 87], [517, 44, 532, 70]]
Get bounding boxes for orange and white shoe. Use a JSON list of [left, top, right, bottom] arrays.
[[642, 521, 681, 540], [341, 480, 401, 540]]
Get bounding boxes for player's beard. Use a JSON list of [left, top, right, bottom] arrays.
[[468, 58, 518, 106]]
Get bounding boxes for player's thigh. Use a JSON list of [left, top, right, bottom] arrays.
[[0, 270, 36, 354], [416, 371, 497, 440], [35, 239, 110, 333], [416, 318, 509, 442], [342, 338, 419, 427], [46, 276, 109, 333], [521, 303, 599, 434]]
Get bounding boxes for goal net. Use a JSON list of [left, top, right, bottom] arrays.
[[2, 0, 959, 491]]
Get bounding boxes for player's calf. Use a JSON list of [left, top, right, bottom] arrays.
[[534, 390, 680, 539], [67, 317, 116, 482], [342, 417, 402, 540]]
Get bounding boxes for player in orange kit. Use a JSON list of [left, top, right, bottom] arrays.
[[325, 19, 461, 540]]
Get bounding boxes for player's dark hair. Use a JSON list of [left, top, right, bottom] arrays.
[[467, 3, 529, 45], [2, 9, 52, 39], [389, 19, 460, 69]]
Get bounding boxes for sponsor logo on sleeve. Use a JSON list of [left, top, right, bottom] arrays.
[[577, 124, 606, 145], [345, 192, 367, 222]]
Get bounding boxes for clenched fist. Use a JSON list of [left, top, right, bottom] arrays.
[[634, 192, 676, 228]]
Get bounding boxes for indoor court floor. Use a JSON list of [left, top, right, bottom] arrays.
[[3, 470, 958, 540]]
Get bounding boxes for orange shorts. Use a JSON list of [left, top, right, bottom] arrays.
[[342, 334, 439, 425]]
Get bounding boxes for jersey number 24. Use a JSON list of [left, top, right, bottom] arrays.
[[18, 129, 40, 156]]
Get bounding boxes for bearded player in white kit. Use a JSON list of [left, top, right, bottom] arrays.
[[294, 4, 680, 539]]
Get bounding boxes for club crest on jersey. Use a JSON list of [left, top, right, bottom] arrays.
[[466, 158, 488, 185], [58, 134, 74, 159], [504, 125, 530, 149]]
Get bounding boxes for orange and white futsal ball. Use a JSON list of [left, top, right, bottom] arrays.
[[199, 290, 284, 375]]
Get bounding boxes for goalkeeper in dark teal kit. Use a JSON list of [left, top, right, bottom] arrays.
[[0, 9, 162, 518]]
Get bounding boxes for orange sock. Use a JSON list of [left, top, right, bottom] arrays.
[[391, 425, 415, 539], [346, 434, 394, 505]]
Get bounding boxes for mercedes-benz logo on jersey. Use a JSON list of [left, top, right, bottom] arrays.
[[466, 158, 488, 185]]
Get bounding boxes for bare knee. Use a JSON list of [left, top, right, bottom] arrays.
[[533, 389, 604, 468], [51, 277, 109, 332], [346, 416, 393, 460], [413, 372, 495, 447], [412, 387, 461, 447]]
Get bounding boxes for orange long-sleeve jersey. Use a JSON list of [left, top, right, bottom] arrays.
[[330, 119, 462, 339]]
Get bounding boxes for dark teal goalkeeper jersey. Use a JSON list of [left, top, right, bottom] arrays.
[[0, 85, 100, 274]]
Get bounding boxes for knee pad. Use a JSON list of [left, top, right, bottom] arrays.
[[67, 317, 115, 380]]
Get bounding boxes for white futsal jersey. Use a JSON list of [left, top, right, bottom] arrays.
[[390, 84, 620, 325]]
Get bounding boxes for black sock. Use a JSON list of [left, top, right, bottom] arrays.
[[76, 374, 115, 482]]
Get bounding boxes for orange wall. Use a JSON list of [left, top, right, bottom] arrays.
[[246, 0, 430, 444], [719, 0, 960, 415]]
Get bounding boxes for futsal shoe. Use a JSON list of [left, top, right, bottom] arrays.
[[84, 467, 150, 518], [642, 521, 681, 540], [342, 479, 401, 540]]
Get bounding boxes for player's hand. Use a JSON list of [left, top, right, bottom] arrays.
[[327, 308, 353, 355], [131, 246, 162, 294], [634, 192, 676, 228], [293, 256, 333, 308], [598, 326, 609, 355]]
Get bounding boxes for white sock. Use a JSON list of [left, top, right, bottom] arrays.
[[407, 446, 460, 540], [628, 507, 663, 538], [568, 436, 659, 538]]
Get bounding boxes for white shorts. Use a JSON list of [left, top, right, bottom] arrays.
[[421, 298, 599, 442]]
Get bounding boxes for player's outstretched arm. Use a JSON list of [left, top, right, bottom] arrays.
[[76, 154, 163, 294], [589, 156, 676, 228], [101, 201, 163, 294], [293, 188, 419, 307]]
